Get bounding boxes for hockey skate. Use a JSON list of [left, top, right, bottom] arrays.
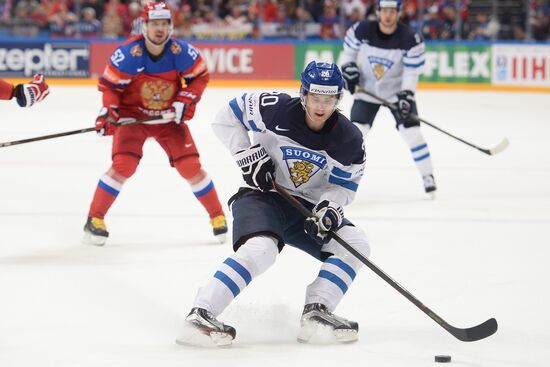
[[297, 303, 358, 344], [423, 174, 437, 199], [82, 217, 109, 246], [177, 307, 236, 348], [210, 215, 228, 243]]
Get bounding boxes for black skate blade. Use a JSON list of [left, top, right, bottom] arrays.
[[176, 323, 234, 348], [298, 320, 358, 344]]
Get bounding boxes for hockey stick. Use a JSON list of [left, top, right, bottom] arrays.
[[272, 181, 498, 342], [355, 88, 509, 156], [0, 112, 176, 148]]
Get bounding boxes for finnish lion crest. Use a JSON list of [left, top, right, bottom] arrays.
[[281, 146, 327, 188]]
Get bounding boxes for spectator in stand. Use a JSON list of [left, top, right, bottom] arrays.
[[530, 0, 550, 41], [12, 1, 39, 37], [1, 0, 12, 21], [304, 0, 323, 22], [468, 12, 499, 41], [294, 5, 314, 23], [346, 6, 365, 27], [48, 2, 78, 37], [439, 4, 456, 39], [82, 0, 104, 22], [103, 0, 128, 27], [273, 4, 291, 25], [498, 9, 525, 41], [421, 4, 442, 40], [127, 1, 143, 36], [319, 0, 341, 39], [77, 7, 101, 37], [102, 0, 124, 38], [224, 3, 248, 27], [343, 0, 366, 22], [257, 0, 277, 23], [172, 3, 193, 38], [201, 5, 222, 25]]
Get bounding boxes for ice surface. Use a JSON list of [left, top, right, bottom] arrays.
[[1, 86, 549, 366]]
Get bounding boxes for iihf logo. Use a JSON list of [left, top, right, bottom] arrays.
[[280, 146, 327, 187]]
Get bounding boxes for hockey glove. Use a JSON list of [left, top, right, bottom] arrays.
[[234, 144, 275, 192], [396, 90, 415, 120], [95, 106, 119, 136], [304, 200, 344, 245], [172, 89, 199, 123], [341, 62, 360, 94], [14, 74, 50, 108]]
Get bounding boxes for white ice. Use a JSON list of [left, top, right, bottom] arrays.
[[1, 86, 549, 367]]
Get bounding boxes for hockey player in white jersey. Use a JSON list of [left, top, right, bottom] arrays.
[[178, 61, 370, 347], [341, 0, 436, 196]]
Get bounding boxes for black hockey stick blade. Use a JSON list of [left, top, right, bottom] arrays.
[[447, 317, 498, 342], [271, 180, 498, 342], [0, 112, 176, 148], [355, 88, 509, 156]]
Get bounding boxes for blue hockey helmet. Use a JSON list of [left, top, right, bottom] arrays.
[[300, 61, 343, 103], [377, 0, 402, 9]]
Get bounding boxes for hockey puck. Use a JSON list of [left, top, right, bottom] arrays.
[[434, 355, 451, 363]]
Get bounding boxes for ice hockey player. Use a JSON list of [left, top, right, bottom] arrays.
[[83, 1, 226, 246], [0, 75, 49, 107], [178, 61, 370, 347], [340, 0, 436, 197]]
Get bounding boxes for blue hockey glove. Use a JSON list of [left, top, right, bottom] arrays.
[[341, 62, 360, 94], [234, 144, 275, 192], [396, 90, 415, 119], [304, 200, 344, 244]]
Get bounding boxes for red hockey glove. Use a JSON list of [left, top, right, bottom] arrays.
[[14, 74, 50, 107], [95, 106, 119, 136], [172, 89, 199, 123]]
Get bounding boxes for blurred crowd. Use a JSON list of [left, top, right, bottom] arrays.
[[0, 0, 546, 41]]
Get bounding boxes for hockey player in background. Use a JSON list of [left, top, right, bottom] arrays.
[[341, 0, 436, 197], [83, 2, 227, 246], [0, 75, 50, 108], [178, 62, 370, 347]]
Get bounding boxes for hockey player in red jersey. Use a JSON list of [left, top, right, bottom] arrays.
[[0, 75, 50, 107], [83, 1, 227, 246]]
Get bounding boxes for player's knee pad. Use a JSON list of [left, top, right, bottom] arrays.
[[234, 235, 279, 277], [322, 225, 370, 272], [112, 153, 140, 178], [398, 125, 426, 148], [173, 155, 201, 180]]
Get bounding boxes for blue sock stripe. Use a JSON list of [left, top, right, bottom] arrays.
[[98, 179, 119, 197], [214, 271, 240, 297], [193, 180, 214, 198], [411, 143, 428, 152], [223, 258, 252, 285], [414, 152, 430, 162], [318, 270, 348, 294], [325, 258, 356, 280]]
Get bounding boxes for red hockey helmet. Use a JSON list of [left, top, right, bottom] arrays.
[[143, 1, 172, 22]]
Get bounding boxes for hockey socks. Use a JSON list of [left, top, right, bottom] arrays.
[[190, 174, 224, 219], [305, 256, 357, 311], [193, 236, 278, 316], [399, 126, 435, 188], [88, 173, 124, 219]]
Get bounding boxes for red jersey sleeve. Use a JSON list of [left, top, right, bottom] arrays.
[[0, 79, 14, 100], [179, 50, 209, 103]]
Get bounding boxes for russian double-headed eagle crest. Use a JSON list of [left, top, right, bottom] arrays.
[[141, 81, 175, 109]]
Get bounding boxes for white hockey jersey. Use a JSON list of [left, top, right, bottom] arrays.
[[341, 20, 425, 103], [212, 92, 365, 207]]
